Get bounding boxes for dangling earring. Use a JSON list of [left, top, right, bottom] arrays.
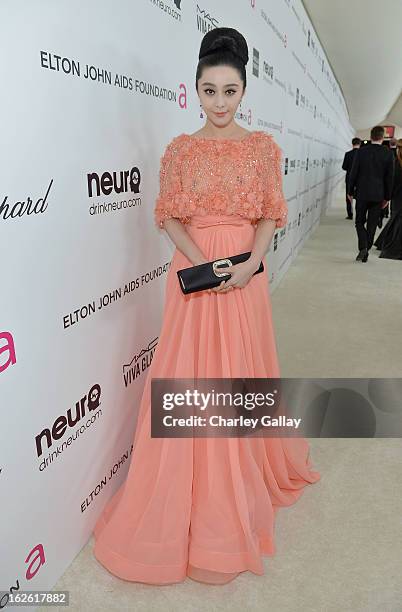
[[200, 103, 204, 119]]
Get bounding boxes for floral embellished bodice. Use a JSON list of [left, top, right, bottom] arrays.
[[154, 131, 288, 229]]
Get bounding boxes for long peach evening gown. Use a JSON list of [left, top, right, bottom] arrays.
[[93, 131, 320, 585]]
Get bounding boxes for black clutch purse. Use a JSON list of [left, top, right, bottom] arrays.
[[177, 251, 264, 295]]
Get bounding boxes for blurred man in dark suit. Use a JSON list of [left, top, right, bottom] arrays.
[[378, 137, 397, 225], [348, 126, 394, 262], [389, 137, 397, 159], [342, 137, 361, 219], [387, 138, 398, 218]]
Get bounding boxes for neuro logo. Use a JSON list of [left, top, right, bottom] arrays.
[[35, 383, 102, 458], [87, 166, 141, 197]]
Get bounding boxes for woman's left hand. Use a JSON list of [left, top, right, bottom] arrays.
[[208, 260, 261, 293]]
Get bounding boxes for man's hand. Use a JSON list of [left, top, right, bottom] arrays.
[[347, 194, 353, 204], [381, 200, 389, 209]]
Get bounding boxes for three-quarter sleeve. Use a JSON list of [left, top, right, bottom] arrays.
[[154, 138, 182, 229], [258, 134, 288, 228]]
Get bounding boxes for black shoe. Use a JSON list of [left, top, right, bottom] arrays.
[[361, 248, 369, 263], [345, 216, 353, 220], [356, 248, 368, 262]]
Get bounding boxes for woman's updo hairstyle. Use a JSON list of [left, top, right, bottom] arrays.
[[196, 27, 249, 92]]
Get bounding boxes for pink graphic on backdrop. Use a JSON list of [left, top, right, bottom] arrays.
[[178, 83, 187, 109], [25, 544, 46, 580], [0, 331, 16, 374], [0, 544, 45, 609]]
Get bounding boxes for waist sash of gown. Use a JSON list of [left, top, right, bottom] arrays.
[[188, 214, 253, 229]]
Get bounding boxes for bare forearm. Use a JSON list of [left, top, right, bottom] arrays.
[[249, 218, 276, 269], [162, 217, 276, 269], [162, 218, 207, 266]]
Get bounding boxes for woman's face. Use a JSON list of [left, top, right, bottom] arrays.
[[197, 65, 244, 128]]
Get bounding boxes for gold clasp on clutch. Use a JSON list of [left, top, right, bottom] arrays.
[[212, 258, 232, 277]]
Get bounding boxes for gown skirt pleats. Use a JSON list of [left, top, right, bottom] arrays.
[[93, 214, 321, 584]]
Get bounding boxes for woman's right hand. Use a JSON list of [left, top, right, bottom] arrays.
[[208, 280, 233, 294], [190, 257, 236, 294]]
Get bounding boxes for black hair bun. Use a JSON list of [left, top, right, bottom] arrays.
[[199, 27, 249, 66]]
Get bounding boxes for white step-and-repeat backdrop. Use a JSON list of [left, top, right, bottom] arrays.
[[0, 0, 353, 604]]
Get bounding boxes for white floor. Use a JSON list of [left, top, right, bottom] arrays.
[[42, 193, 402, 612], [272, 192, 402, 378]]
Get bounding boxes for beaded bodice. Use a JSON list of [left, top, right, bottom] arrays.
[[154, 131, 287, 229]]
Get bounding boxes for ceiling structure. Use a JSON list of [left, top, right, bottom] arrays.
[[303, 0, 402, 130]]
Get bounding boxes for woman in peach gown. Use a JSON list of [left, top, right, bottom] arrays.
[[93, 27, 320, 586]]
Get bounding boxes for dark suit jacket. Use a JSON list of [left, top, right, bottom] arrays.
[[342, 148, 359, 184], [348, 143, 394, 201]]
